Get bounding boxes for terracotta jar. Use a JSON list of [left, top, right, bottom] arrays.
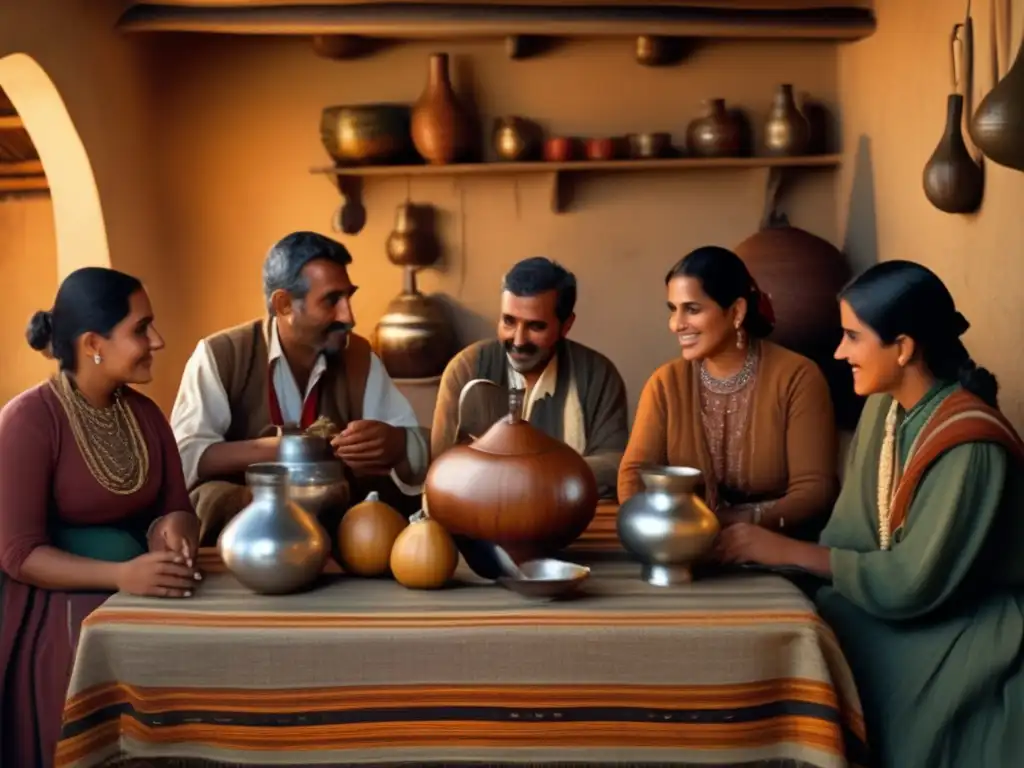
[[763, 84, 810, 157], [686, 99, 742, 158], [411, 52, 473, 165], [385, 202, 437, 268], [424, 386, 598, 561]]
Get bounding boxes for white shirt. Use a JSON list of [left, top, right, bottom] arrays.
[[170, 320, 428, 493]]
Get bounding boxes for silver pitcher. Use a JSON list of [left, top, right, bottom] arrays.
[[617, 465, 720, 586], [220, 464, 330, 595]]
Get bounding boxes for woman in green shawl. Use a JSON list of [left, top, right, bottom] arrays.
[[716, 260, 1024, 768]]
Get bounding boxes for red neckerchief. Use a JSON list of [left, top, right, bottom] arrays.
[[267, 359, 322, 429]]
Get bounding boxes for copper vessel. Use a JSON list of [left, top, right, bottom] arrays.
[[763, 84, 810, 157], [424, 385, 598, 561], [686, 99, 743, 158], [385, 202, 438, 268], [372, 267, 455, 380], [411, 52, 473, 165], [970, 7, 1024, 171]]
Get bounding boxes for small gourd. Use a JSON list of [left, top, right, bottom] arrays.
[[336, 491, 407, 577], [390, 509, 459, 590]]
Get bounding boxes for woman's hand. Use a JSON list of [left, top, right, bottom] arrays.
[[714, 522, 795, 567], [116, 551, 200, 598], [149, 510, 200, 568], [716, 503, 755, 528]]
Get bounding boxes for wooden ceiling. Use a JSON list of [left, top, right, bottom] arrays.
[[0, 89, 48, 195]]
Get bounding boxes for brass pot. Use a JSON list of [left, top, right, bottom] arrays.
[[372, 268, 456, 380], [764, 84, 810, 157], [686, 99, 743, 158], [320, 104, 414, 165], [493, 116, 541, 161]]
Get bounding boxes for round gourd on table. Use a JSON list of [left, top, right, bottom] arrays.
[[390, 513, 459, 589], [336, 491, 407, 577]]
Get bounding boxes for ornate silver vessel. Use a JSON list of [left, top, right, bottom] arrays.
[[616, 465, 720, 586], [277, 432, 348, 516], [220, 464, 330, 595]]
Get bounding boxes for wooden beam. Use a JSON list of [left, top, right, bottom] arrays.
[[0, 160, 43, 176], [118, 4, 876, 40], [0, 176, 49, 193], [137, 1, 874, 9], [0, 115, 24, 131]]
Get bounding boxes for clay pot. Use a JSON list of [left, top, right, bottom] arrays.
[[970, 19, 1024, 171], [544, 136, 579, 162], [686, 99, 743, 158], [923, 94, 984, 214], [411, 52, 473, 165], [763, 84, 810, 157], [424, 386, 598, 562], [733, 225, 849, 357], [371, 267, 456, 380]]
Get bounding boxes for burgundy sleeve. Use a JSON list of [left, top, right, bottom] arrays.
[[152, 402, 195, 516], [0, 392, 55, 579]]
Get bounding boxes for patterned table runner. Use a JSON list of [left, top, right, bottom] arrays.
[[57, 555, 866, 768]]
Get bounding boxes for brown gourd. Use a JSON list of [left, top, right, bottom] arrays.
[[336, 491, 407, 577], [390, 511, 459, 590]]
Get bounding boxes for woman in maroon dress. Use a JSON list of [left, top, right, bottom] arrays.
[[0, 267, 200, 768]]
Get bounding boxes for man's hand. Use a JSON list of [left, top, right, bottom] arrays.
[[149, 510, 201, 569], [331, 420, 406, 475]]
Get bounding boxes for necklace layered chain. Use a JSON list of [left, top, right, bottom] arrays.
[[876, 399, 900, 550], [49, 373, 150, 495], [700, 344, 759, 395]]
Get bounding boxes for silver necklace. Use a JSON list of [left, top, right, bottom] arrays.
[[700, 344, 758, 395]]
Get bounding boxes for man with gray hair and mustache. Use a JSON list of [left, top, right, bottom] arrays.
[[431, 256, 628, 500], [170, 231, 428, 544]]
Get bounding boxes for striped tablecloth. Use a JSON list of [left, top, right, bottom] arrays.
[[57, 552, 866, 768]]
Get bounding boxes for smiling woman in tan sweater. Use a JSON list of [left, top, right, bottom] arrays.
[[618, 247, 839, 539]]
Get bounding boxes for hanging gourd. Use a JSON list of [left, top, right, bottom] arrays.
[[390, 509, 459, 590], [336, 491, 407, 577]]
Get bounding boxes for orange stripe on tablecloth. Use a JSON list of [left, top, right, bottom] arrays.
[[81, 608, 818, 630], [56, 716, 844, 766], [63, 679, 841, 720]]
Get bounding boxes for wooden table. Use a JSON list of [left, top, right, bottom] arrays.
[[57, 553, 866, 768]]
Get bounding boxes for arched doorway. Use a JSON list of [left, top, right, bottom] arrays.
[[0, 53, 109, 402]]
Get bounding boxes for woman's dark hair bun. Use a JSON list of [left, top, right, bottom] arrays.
[[958, 358, 999, 409], [26, 310, 54, 352]]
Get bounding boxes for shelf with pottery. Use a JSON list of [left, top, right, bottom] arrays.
[[0, 159, 47, 194], [313, 154, 841, 215], [117, 1, 876, 48]]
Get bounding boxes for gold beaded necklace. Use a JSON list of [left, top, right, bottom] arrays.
[[49, 372, 150, 495]]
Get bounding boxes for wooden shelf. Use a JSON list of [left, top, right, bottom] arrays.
[[312, 154, 840, 216], [118, 3, 875, 42]]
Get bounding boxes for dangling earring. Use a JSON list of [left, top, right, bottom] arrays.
[[735, 327, 746, 350], [93, 353, 102, 365]]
